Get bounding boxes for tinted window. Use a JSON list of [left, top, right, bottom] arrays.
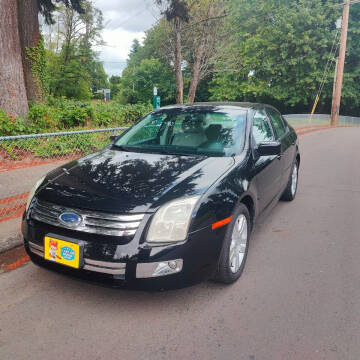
[[267, 108, 286, 138], [252, 109, 274, 145]]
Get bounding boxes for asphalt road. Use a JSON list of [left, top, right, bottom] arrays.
[[1, 127, 360, 360]]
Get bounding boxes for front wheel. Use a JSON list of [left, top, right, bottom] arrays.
[[281, 161, 299, 201], [212, 204, 250, 284]]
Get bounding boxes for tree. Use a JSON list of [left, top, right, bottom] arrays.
[[0, 0, 84, 116], [156, 0, 190, 104], [0, 0, 29, 116], [154, 0, 229, 103], [110, 75, 122, 98], [118, 58, 176, 105], [43, 1, 106, 99], [185, 0, 228, 102], [339, 4, 360, 114], [209, 0, 342, 113]]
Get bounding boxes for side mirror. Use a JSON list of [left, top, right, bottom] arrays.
[[257, 141, 281, 156], [109, 135, 117, 142]]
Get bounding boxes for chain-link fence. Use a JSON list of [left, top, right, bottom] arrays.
[[284, 114, 360, 128], [0, 127, 127, 223]]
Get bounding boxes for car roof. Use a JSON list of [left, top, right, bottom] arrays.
[[159, 101, 275, 111]]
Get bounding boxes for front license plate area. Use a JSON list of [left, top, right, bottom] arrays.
[[44, 236, 81, 269]]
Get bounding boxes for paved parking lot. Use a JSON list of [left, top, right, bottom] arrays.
[[1, 127, 360, 360]]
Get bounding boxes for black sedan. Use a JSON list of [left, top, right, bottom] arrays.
[[22, 102, 300, 289]]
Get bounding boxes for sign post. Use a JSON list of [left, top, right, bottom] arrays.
[[153, 87, 161, 109]]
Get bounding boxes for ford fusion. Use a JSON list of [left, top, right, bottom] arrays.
[[22, 103, 300, 289]]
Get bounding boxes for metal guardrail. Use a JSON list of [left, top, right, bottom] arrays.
[[0, 127, 129, 222], [284, 114, 360, 127]]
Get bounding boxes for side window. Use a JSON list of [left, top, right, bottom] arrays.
[[267, 108, 286, 138], [252, 109, 274, 145]]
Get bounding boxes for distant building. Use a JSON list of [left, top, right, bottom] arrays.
[[95, 89, 111, 101]]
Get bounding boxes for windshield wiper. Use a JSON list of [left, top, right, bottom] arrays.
[[112, 144, 135, 152]]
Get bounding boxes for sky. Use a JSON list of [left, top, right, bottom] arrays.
[[93, 0, 161, 77]]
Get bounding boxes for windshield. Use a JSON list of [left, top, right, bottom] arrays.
[[114, 107, 247, 157]]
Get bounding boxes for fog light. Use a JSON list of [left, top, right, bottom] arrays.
[[136, 259, 183, 278], [168, 260, 178, 270]]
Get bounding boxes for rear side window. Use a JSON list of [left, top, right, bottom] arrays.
[[267, 108, 286, 138], [252, 109, 274, 145]]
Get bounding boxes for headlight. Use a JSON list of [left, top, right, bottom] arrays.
[[146, 196, 200, 243], [26, 176, 46, 211]]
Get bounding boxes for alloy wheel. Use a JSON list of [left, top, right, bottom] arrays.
[[229, 214, 248, 273]]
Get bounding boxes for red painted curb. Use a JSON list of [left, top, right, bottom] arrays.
[[0, 155, 77, 173], [0, 246, 30, 273], [0, 192, 29, 205], [0, 208, 25, 223], [4, 255, 30, 271]]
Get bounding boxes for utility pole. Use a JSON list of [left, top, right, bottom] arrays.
[[331, 58, 339, 117], [331, 0, 351, 126]]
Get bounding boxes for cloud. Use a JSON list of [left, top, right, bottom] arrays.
[[95, 29, 144, 77], [93, 0, 160, 77], [94, 0, 160, 32]]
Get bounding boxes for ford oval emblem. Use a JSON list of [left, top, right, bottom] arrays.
[[58, 212, 82, 227]]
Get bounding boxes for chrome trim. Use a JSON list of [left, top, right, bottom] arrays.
[[84, 258, 126, 269], [29, 248, 43, 257], [29, 241, 44, 252], [27, 242, 126, 275], [83, 264, 125, 275], [30, 199, 144, 237]]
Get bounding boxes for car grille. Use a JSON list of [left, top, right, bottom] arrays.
[[30, 199, 145, 237]]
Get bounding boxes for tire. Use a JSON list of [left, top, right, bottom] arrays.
[[281, 160, 299, 201], [212, 203, 251, 284]]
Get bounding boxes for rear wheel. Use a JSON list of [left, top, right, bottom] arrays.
[[212, 203, 250, 284], [281, 161, 298, 201]]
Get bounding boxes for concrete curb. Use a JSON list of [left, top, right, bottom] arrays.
[[0, 230, 23, 254]]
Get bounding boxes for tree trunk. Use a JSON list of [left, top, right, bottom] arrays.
[[187, 46, 204, 103], [174, 17, 184, 104], [0, 0, 29, 117], [187, 2, 212, 103], [17, 0, 42, 102], [187, 63, 201, 103]]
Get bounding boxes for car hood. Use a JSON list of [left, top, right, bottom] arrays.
[[37, 148, 235, 214]]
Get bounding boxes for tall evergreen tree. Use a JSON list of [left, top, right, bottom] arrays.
[[0, 0, 84, 116]]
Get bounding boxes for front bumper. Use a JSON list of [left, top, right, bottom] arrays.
[[22, 213, 226, 290]]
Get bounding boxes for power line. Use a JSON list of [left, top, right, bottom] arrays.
[[309, 28, 341, 121], [332, 0, 360, 8]]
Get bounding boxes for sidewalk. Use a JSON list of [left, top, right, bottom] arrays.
[[0, 160, 67, 198], [0, 160, 68, 253], [0, 217, 22, 253]]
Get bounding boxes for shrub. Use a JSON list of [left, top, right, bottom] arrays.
[[92, 93, 104, 100], [27, 103, 57, 131], [92, 101, 152, 127], [0, 99, 153, 136], [59, 107, 90, 128], [0, 110, 30, 136], [120, 103, 153, 124]]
